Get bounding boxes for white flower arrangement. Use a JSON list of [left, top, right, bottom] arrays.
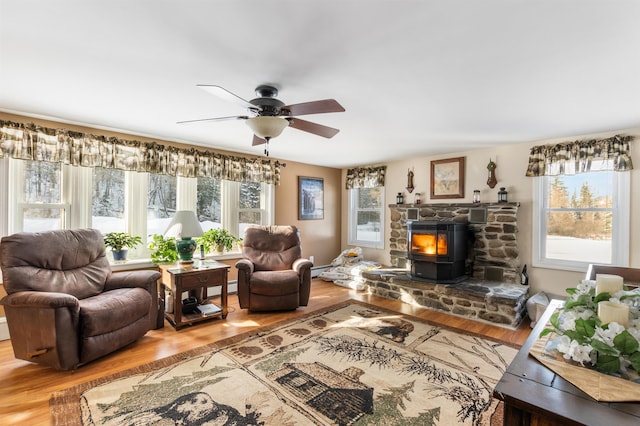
[[540, 278, 640, 379]]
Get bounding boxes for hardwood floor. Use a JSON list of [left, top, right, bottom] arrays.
[[0, 279, 532, 425]]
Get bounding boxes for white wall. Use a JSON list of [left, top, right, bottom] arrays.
[[342, 127, 640, 299]]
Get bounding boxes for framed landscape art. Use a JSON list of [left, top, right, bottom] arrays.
[[298, 176, 324, 220], [430, 156, 465, 199]]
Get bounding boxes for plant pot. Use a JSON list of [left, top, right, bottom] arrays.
[[112, 249, 128, 261]]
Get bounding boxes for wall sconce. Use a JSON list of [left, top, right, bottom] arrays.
[[487, 159, 497, 188], [406, 168, 415, 193]]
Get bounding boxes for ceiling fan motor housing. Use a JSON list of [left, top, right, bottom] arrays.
[[250, 85, 286, 116]]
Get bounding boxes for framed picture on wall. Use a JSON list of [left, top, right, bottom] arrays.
[[430, 156, 465, 199], [298, 176, 324, 220]]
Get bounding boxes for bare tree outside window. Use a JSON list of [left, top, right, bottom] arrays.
[[197, 176, 221, 231], [22, 161, 64, 232], [24, 161, 60, 203], [238, 182, 262, 236], [356, 187, 382, 242], [148, 173, 176, 237], [92, 167, 125, 233]]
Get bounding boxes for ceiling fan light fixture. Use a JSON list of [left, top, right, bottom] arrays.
[[245, 116, 289, 139]]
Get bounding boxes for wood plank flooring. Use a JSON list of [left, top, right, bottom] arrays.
[[0, 279, 532, 425]]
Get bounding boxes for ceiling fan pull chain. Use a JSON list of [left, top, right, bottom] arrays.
[[264, 138, 270, 157]]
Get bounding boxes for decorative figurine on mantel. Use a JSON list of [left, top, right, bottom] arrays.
[[406, 168, 415, 193], [487, 159, 497, 188]]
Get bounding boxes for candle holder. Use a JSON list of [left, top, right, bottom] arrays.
[[498, 187, 508, 203]]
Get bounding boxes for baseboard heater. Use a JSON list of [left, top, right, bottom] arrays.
[[312, 265, 330, 278]]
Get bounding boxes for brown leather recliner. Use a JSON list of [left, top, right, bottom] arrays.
[[235, 225, 313, 311], [0, 228, 161, 370]]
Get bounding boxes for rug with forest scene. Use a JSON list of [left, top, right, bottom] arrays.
[[50, 300, 520, 426]]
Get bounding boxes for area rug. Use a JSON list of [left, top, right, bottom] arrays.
[[50, 300, 520, 425]]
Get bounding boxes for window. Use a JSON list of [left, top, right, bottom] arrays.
[[196, 176, 221, 231], [348, 187, 384, 249], [92, 167, 125, 234], [10, 160, 69, 232], [237, 181, 269, 237], [4, 158, 274, 261], [147, 173, 177, 237], [532, 170, 630, 272]]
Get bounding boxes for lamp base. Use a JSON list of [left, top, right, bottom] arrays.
[[176, 237, 197, 264]]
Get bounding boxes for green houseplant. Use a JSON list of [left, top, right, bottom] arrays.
[[148, 234, 178, 263], [197, 228, 241, 254], [103, 232, 143, 261]]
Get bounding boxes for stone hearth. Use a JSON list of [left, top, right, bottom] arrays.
[[361, 269, 528, 328]]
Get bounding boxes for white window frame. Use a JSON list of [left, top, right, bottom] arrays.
[[347, 187, 385, 249], [532, 172, 630, 272]]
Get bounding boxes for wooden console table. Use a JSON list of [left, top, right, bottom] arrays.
[[159, 260, 229, 330], [493, 299, 640, 425]]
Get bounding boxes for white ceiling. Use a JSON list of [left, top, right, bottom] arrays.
[[1, 0, 639, 168]]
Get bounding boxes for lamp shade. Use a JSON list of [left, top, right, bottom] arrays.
[[164, 210, 204, 239], [245, 116, 289, 139]]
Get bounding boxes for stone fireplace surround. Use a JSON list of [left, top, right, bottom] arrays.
[[359, 202, 528, 327], [390, 202, 521, 283]]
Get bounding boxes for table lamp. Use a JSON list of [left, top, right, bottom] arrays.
[[164, 210, 204, 264]]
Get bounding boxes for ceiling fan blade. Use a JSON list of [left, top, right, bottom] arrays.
[[283, 99, 345, 116], [196, 85, 260, 111], [287, 118, 340, 138], [176, 115, 248, 125], [252, 134, 267, 146]]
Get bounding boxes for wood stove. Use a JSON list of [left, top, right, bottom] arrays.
[[407, 221, 467, 283]]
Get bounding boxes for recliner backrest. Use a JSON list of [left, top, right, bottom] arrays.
[[0, 228, 110, 299], [242, 225, 302, 271]]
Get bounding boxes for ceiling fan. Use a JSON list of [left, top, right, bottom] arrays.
[[178, 85, 345, 156]]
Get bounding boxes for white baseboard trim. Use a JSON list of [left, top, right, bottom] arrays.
[[0, 317, 9, 341]]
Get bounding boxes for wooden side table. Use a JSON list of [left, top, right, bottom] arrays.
[[493, 299, 640, 425], [159, 260, 230, 330]]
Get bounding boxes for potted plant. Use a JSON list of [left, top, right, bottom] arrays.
[[148, 234, 178, 263], [197, 228, 241, 254], [103, 232, 143, 261]]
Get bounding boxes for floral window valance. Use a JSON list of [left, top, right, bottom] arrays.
[[0, 120, 282, 184], [525, 134, 634, 177], [345, 165, 386, 189]]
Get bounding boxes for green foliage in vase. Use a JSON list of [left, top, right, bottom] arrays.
[[196, 228, 241, 253]]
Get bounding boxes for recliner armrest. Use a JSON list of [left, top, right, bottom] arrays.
[[0, 291, 79, 309], [104, 270, 161, 293], [235, 259, 255, 274], [293, 258, 313, 274]]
